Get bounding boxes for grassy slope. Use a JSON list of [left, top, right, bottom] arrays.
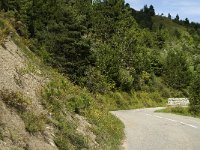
[[152, 16, 187, 33], [14, 36, 125, 149], [156, 106, 200, 118]]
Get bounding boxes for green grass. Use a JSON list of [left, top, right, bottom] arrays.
[[152, 16, 186, 33], [40, 74, 124, 149], [156, 106, 200, 118], [96, 91, 166, 111], [21, 112, 46, 133], [11, 147, 24, 150]]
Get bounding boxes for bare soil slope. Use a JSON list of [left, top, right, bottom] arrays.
[[0, 38, 57, 150]]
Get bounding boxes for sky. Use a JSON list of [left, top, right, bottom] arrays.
[[125, 0, 200, 23]]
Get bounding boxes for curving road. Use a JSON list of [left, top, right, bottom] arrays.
[[111, 108, 200, 150]]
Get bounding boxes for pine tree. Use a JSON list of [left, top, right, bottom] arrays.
[[149, 5, 155, 16], [0, 0, 8, 11], [91, 0, 126, 41], [168, 13, 171, 20], [174, 14, 180, 22], [184, 18, 190, 25], [29, 0, 92, 81]]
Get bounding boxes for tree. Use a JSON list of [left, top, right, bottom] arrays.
[[0, 0, 8, 11], [142, 5, 148, 14], [132, 6, 153, 29], [184, 18, 190, 25], [0, 0, 23, 12], [190, 71, 200, 114], [24, 0, 93, 82], [174, 14, 180, 22], [91, 0, 126, 41], [168, 13, 171, 20], [164, 47, 191, 89], [142, 4, 155, 16], [149, 5, 155, 16]]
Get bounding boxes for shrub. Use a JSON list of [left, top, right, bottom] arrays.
[[68, 94, 91, 114], [171, 107, 188, 114], [82, 67, 114, 94], [111, 92, 128, 109], [156, 106, 190, 116], [118, 68, 134, 91], [189, 72, 200, 114], [164, 48, 191, 89]]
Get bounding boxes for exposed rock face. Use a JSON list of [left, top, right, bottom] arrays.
[[0, 37, 98, 150], [75, 114, 99, 149], [0, 40, 24, 92], [0, 39, 58, 150]]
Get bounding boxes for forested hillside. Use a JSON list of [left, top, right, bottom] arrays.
[[0, 0, 200, 149], [1, 0, 199, 93]]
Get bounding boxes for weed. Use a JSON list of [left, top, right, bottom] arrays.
[[0, 114, 5, 141], [20, 112, 46, 133], [0, 130, 3, 141], [0, 89, 31, 112], [11, 147, 24, 150], [85, 109, 124, 149], [0, 89, 46, 133], [55, 128, 89, 150], [0, 16, 14, 43]]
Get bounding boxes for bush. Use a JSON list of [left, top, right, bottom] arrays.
[[156, 106, 190, 116], [189, 72, 200, 114], [171, 106, 188, 114], [111, 92, 128, 109], [164, 48, 191, 89], [68, 94, 91, 114], [81, 67, 114, 94], [118, 68, 134, 91]]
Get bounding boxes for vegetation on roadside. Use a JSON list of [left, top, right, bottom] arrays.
[[189, 70, 200, 114], [156, 106, 200, 118], [0, 0, 200, 149]]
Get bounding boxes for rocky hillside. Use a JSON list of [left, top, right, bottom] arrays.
[[0, 36, 57, 149]]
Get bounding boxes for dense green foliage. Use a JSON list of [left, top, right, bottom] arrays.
[[1, 0, 199, 94], [164, 48, 191, 89], [0, 0, 200, 148], [1, 0, 200, 105], [190, 71, 200, 114]]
